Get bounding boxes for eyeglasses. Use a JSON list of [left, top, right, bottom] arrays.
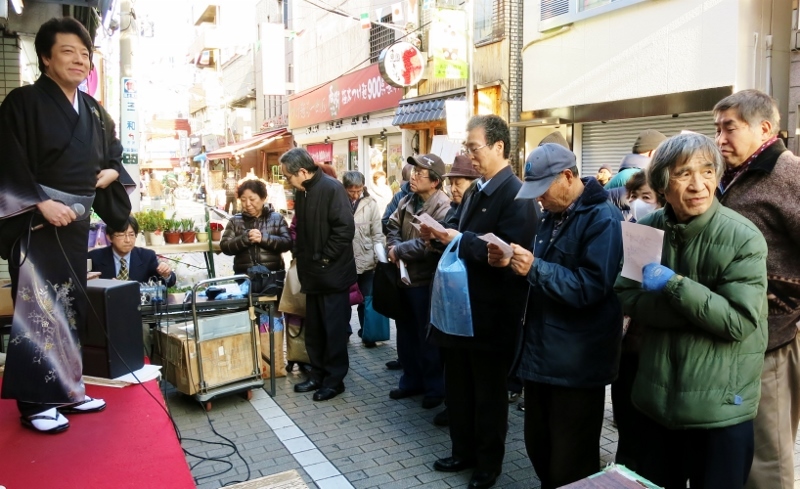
[[462, 143, 490, 155], [411, 169, 430, 179], [112, 232, 137, 240]]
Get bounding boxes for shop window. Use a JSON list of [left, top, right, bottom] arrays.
[[369, 15, 395, 63], [474, 0, 505, 45]]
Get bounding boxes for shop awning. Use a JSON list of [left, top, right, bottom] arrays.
[[205, 128, 288, 160], [392, 93, 466, 126]]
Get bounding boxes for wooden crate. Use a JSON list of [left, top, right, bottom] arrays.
[[154, 324, 260, 395]]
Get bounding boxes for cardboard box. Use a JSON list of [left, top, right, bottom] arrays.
[[154, 324, 260, 396], [0, 280, 12, 317]]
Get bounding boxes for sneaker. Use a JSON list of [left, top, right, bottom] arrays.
[[517, 400, 525, 412], [508, 391, 520, 403]]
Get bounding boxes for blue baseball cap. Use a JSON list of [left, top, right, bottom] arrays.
[[516, 143, 576, 200]]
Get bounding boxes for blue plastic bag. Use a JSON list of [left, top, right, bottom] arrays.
[[430, 234, 473, 337], [362, 295, 390, 342]]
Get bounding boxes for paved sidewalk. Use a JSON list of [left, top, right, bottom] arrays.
[[166, 311, 610, 489], [166, 311, 800, 489]]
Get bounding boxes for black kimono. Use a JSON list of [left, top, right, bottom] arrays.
[[0, 75, 127, 410]]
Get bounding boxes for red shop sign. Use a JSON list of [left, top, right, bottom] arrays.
[[306, 143, 333, 163], [288, 63, 403, 129]]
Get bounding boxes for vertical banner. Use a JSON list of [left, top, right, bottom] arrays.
[[430, 9, 468, 79], [391, 3, 404, 22], [260, 23, 286, 96], [407, 0, 419, 23], [121, 77, 139, 165], [361, 12, 371, 29], [445, 99, 468, 141]]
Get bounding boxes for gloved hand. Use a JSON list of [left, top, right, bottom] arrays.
[[642, 263, 676, 292]]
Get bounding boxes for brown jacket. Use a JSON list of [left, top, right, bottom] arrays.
[[386, 190, 451, 287], [720, 139, 800, 351]]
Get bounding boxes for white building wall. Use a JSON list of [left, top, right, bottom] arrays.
[[293, 0, 399, 92], [522, 0, 791, 127]]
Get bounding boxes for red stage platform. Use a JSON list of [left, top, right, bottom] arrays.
[[0, 379, 195, 489]]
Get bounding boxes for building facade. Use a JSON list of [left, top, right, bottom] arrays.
[[520, 0, 792, 177]]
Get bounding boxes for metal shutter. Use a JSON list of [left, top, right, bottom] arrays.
[[580, 112, 716, 178]]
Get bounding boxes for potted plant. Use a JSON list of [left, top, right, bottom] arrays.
[[196, 225, 209, 243], [180, 218, 196, 243], [163, 214, 181, 244], [166, 285, 193, 304], [210, 222, 224, 241], [136, 210, 165, 246]]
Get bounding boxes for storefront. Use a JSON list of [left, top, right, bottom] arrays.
[[289, 63, 404, 186]]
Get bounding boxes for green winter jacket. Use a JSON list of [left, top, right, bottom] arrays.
[[614, 198, 768, 429]]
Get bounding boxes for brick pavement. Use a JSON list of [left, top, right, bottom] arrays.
[[166, 311, 800, 489]]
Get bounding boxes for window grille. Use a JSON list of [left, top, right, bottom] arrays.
[[475, 0, 505, 44], [369, 15, 395, 64]]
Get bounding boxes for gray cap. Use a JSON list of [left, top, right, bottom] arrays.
[[516, 143, 576, 200]]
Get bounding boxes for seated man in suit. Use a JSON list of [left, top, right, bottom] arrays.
[[89, 215, 176, 287], [89, 216, 176, 357]]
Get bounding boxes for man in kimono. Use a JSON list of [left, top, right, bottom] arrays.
[[0, 17, 129, 433]]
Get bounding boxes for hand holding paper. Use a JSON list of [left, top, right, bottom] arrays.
[[620, 221, 664, 283], [509, 244, 534, 276], [414, 213, 447, 234], [479, 233, 512, 258]]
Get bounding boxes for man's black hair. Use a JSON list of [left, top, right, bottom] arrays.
[[467, 115, 511, 159], [35, 17, 94, 75]]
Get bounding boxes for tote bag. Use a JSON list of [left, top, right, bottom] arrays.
[[278, 260, 306, 317], [372, 261, 408, 321], [430, 234, 474, 337], [362, 295, 390, 342]]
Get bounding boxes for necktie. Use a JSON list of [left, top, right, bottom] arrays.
[[117, 257, 129, 281]]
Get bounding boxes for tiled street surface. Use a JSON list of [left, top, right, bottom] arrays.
[[166, 310, 800, 489]]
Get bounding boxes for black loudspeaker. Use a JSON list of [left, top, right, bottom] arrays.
[[81, 279, 144, 378]]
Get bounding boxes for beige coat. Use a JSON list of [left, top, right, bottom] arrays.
[[352, 195, 385, 274]]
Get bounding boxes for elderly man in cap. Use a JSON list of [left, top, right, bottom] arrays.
[[488, 143, 623, 488], [605, 129, 666, 189], [426, 115, 539, 489], [386, 153, 451, 408]]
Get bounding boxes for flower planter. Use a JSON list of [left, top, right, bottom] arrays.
[[147, 231, 165, 246], [164, 231, 181, 244], [211, 230, 222, 241], [196, 232, 209, 243], [180, 231, 196, 243], [167, 292, 185, 304]]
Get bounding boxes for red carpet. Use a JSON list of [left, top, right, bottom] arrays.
[[0, 379, 195, 489]]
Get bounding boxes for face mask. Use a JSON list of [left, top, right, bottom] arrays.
[[631, 199, 657, 221]]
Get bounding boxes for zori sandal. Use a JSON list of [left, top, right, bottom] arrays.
[[60, 395, 107, 414], [21, 408, 70, 434]]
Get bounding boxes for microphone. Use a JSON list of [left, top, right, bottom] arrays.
[[31, 203, 86, 231]]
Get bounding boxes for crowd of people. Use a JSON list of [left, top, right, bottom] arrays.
[[2, 16, 800, 489]]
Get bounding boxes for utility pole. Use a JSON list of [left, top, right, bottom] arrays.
[[120, 0, 141, 211], [465, 0, 474, 120]]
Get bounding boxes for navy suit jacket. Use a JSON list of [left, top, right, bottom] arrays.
[[88, 246, 176, 287]]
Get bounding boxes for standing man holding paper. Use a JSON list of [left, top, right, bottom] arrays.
[[713, 90, 800, 489], [495, 143, 622, 488], [614, 133, 768, 488], [428, 115, 538, 489], [386, 154, 450, 409]]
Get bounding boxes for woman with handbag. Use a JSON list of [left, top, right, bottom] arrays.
[[220, 179, 292, 287], [343, 171, 385, 348]]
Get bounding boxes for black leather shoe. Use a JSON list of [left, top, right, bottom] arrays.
[[312, 384, 345, 401], [433, 408, 449, 427], [389, 388, 424, 400], [294, 379, 321, 393], [362, 341, 377, 348], [385, 360, 402, 370], [468, 470, 498, 489], [433, 457, 476, 473], [422, 396, 444, 409]]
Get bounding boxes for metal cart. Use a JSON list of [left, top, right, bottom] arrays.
[[189, 275, 265, 411]]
